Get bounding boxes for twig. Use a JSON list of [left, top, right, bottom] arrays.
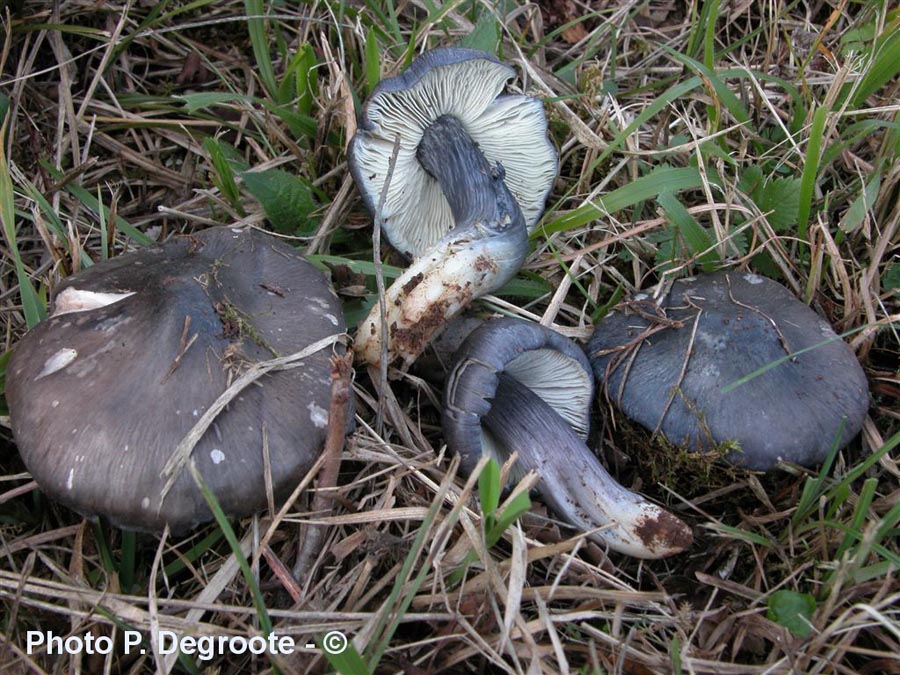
[[653, 311, 702, 436], [160, 315, 197, 384], [159, 333, 345, 503], [293, 350, 354, 581], [372, 134, 402, 433]]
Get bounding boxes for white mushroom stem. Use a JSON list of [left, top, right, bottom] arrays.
[[356, 212, 526, 369], [356, 115, 528, 370], [484, 373, 693, 558]]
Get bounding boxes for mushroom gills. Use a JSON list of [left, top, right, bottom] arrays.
[[483, 373, 693, 558], [356, 115, 527, 369]]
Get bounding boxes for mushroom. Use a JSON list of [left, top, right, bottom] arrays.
[[443, 318, 693, 558], [5, 227, 348, 532], [588, 271, 870, 470], [349, 47, 557, 370]]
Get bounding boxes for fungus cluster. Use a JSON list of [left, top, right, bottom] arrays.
[[350, 48, 695, 557], [8, 47, 870, 562], [7, 227, 346, 532]]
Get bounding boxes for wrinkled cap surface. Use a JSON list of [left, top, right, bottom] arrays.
[[588, 271, 869, 470], [443, 317, 594, 476], [349, 47, 558, 258], [7, 227, 347, 532]]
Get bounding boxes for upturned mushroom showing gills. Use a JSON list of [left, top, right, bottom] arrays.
[[5, 227, 347, 532], [588, 271, 870, 471], [443, 318, 693, 559], [349, 47, 557, 370]]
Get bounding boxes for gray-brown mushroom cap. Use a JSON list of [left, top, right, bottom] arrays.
[[6, 226, 347, 532], [588, 271, 870, 470]]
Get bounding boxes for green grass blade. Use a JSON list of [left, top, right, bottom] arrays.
[[587, 78, 705, 170], [850, 27, 900, 107], [661, 46, 750, 126], [703, 0, 721, 71], [119, 530, 136, 592], [0, 118, 45, 328], [658, 192, 719, 270], [478, 458, 501, 518], [487, 491, 532, 548], [365, 31, 380, 93], [540, 166, 704, 236], [796, 106, 827, 244], [365, 469, 461, 670], [189, 462, 273, 636], [163, 528, 225, 578], [245, 0, 279, 101], [835, 477, 878, 559], [324, 640, 369, 675]]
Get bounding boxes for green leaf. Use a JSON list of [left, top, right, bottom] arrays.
[[241, 169, 317, 235], [750, 175, 802, 232], [459, 14, 500, 54], [767, 590, 816, 638], [840, 174, 881, 233]]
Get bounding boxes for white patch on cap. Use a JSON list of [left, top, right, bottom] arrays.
[[633, 293, 649, 301], [51, 400, 60, 408], [66, 468, 75, 490], [210, 449, 225, 464], [52, 287, 135, 317], [325, 313, 339, 326], [141, 497, 151, 509], [743, 273, 764, 285], [37, 348, 78, 380], [307, 402, 328, 428]]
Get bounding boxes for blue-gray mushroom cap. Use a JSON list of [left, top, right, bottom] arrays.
[[443, 317, 594, 477], [588, 271, 869, 470]]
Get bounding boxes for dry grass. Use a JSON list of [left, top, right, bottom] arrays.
[[1, 1, 898, 673]]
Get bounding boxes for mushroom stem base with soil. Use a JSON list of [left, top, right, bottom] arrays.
[[484, 373, 693, 558]]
